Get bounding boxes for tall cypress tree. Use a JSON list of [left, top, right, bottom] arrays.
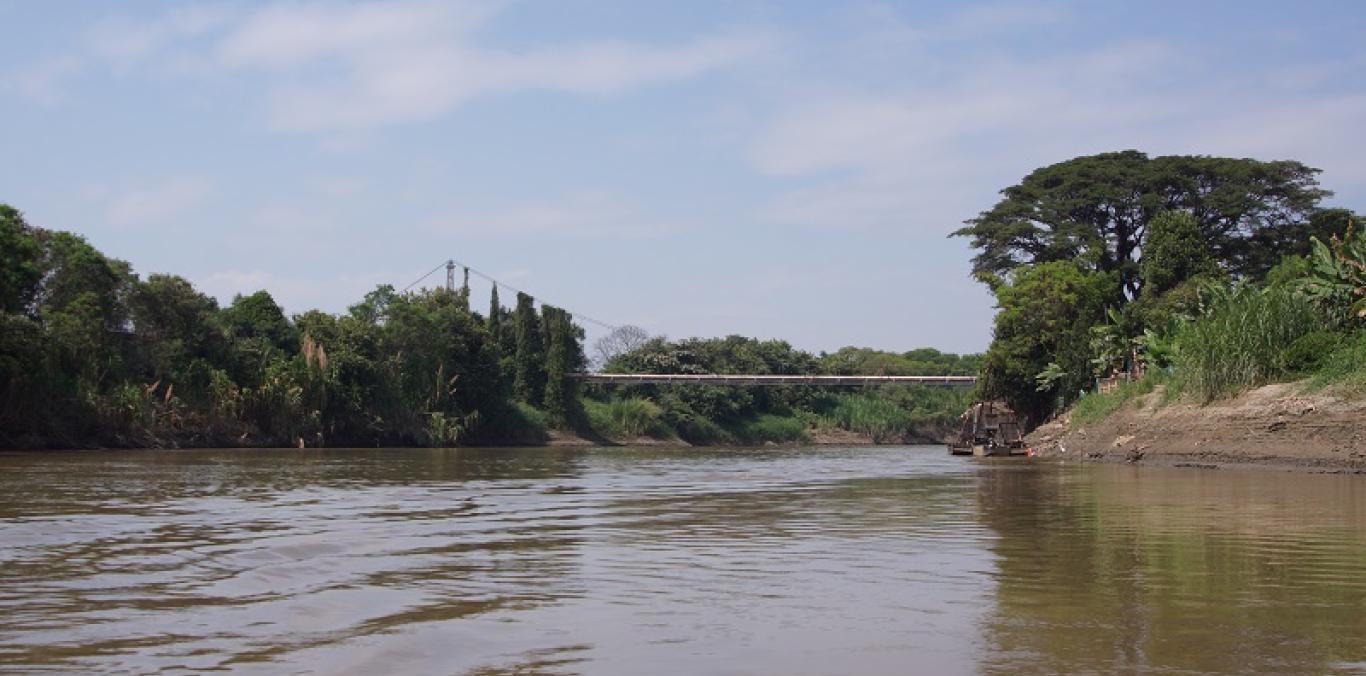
[[512, 292, 545, 403], [542, 305, 583, 429], [487, 284, 501, 348], [454, 267, 471, 312], [542, 306, 567, 426]]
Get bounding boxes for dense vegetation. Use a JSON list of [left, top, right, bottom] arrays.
[[957, 151, 1365, 426], [0, 203, 589, 448], [592, 335, 979, 444], [1, 203, 978, 449]]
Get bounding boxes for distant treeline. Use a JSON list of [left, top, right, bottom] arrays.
[[588, 336, 979, 444], [0, 203, 978, 449], [955, 151, 1366, 426]]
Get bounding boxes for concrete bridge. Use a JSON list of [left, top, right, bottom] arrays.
[[569, 374, 976, 386]]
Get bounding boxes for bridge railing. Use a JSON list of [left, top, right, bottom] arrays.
[[568, 373, 976, 387]]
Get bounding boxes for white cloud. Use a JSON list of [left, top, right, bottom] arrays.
[[88, 5, 232, 67], [5, 56, 81, 105], [210, 0, 770, 131], [106, 177, 214, 228], [749, 30, 1365, 231], [12, 0, 768, 131]]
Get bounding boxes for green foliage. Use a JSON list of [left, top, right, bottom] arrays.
[[981, 261, 1115, 425], [1141, 211, 1217, 296], [823, 394, 913, 442], [1070, 374, 1159, 427], [1173, 285, 1323, 402], [1284, 330, 1347, 374], [487, 284, 502, 351], [0, 202, 586, 449], [1306, 331, 1366, 399], [737, 414, 808, 444], [472, 401, 548, 445], [820, 346, 979, 376], [667, 410, 732, 445], [597, 334, 976, 443], [1293, 225, 1366, 326], [0, 205, 42, 315], [608, 397, 666, 437], [512, 292, 545, 403], [954, 151, 1329, 296], [583, 397, 668, 439], [541, 305, 585, 429], [221, 290, 298, 352]]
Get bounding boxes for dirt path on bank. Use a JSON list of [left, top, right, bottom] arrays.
[[1027, 383, 1366, 472]]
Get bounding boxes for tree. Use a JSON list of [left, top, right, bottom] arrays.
[[592, 324, 650, 371], [953, 151, 1329, 297], [980, 261, 1114, 425], [221, 290, 298, 352], [512, 292, 545, 403], [541, 305, 584, 428], [35, 231, 135, 389], [487, 284, 502, 348], [0, 205, 42, 315], [220, 290, 298, 389], [1139, 210, 1218, 297], [348, 284, 397, 324], [128, 274, 226, 400], [1294, 224, 1366, 326]]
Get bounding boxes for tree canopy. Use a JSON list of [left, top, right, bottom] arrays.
[[953, 151, 1329, 297]]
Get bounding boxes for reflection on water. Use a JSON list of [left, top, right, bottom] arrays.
[[0, 447, 1362, 674]]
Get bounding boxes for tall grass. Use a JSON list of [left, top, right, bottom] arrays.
[[737, 414, 809, 444], [1307, 330, 1366, 399], [823, 394, 913, 442], [1070, 373, 1160, 427], [1174, 285, 1323, 402], [582, 396, 669, 439]]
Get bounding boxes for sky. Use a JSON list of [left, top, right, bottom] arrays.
[[2, 1, 1364, 355]]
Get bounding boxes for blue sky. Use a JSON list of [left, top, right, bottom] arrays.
[[3, 1, 1364, 354]]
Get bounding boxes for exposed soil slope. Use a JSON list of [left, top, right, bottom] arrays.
[[1027, 383, 1366, 472]]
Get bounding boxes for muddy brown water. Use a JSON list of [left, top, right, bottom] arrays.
[[1, 446, 1364, 675]]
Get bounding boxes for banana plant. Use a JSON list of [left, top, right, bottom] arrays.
[[1294, 226, 1366, 325]]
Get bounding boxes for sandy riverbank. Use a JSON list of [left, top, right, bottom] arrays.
[[1026, 382, 1366, 472]]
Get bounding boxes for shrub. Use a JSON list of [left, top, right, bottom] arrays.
[[1308, 331, 1366, 399], [1070, 374, 1159, 427], [1284, 330, 1347, 374], [582, 396, 670, 439], [473, 401, 548, 444], [671, 411, 732, 445], [737, 414, 808, 444], [608, 397, 666, 437], [582, 398, 619, 438], [824, 394, 913, 442]]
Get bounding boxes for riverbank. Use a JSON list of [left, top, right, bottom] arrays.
[[1026, 382, 1366, 472]]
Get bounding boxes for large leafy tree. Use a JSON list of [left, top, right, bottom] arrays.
[[954, 151, 1329, 297], [35, 231, 136, 389], [0, 205, 42, 315], [128, 274, 226, 401], [980, 261, 1115, 425], [220, 290, 298, 352], [1139, 211, 1218, 297]]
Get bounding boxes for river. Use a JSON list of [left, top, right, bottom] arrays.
[[1, 445, 1363, 674]]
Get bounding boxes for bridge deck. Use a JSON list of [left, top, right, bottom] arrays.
[[570, 373, 976, 386]]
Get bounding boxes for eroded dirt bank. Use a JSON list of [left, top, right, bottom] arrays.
[[1027, 383, 1366, 472]]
